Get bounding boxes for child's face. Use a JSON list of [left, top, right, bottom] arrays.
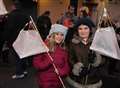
[[54, 32, 64, 44], [78, 24, 90, 39]]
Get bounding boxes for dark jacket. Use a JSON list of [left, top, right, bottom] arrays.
[[2, 8, 29, 47], [68, 35, 104, 85], [0, 14, 7, 51], [37, 15, 51, 40]]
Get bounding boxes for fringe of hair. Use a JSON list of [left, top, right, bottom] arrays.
[[46, 33, 66, 52]]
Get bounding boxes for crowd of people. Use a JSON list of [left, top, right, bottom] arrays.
[[0, 0, 120, 88]]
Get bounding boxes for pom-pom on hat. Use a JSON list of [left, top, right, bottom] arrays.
[[48, 24, 68, 39]]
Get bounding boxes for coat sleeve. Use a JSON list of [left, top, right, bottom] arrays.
[[58, 52, 70, 77], [69, 43, 78, 66], [33, 53, 52, 70]]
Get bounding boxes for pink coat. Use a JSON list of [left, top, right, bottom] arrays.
[[33, 45, 70, 88]]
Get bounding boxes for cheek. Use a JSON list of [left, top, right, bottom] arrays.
[[59, 37, 64, 42], [78, 30, 90, 36], [78, 30, 83, 36], [55, 36, 64, 42], [86, 31, 90, 36]]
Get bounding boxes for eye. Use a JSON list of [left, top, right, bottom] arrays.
[[60, 33, 64, 36], [78, 28, 82, 30], [56, 33, 64, 36], [56, 33, 59, 35]]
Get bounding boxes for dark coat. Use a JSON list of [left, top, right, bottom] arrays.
[[2, 8, 29, 47], [37, 15, 51, 40], [33, 45, 70, 88], [67, 35, 104, 86], [0, 14, 7, 51]]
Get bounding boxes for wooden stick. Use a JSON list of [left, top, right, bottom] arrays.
[[30, 16, 38, 31], [47, 52, 66, 88], [30, 16, 66, 88]]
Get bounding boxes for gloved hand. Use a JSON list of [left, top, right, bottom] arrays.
[[72, 62, 83, 76], [79, 67, 90, 77]]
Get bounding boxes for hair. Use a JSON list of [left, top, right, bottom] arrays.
[[81, 10, 88, 17], [43, 11, 50, 15], [68, 5, 74, 10], [46, 33, 66, 52]]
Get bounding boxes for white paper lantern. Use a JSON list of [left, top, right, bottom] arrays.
[[0, 0, 8, 15]]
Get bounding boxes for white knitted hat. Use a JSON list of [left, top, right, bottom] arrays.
[[48, 24, 68, 39]]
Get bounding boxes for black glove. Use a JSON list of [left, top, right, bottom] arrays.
[[79, 67, 90, 77]]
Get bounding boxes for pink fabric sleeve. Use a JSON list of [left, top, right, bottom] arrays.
[[59, 52, 70, 77], [33, 53, 52, 70]]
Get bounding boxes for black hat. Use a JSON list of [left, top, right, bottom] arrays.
[[76, 17, 95, 30]]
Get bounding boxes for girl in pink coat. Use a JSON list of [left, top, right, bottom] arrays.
[[33, 24, 70, 88]]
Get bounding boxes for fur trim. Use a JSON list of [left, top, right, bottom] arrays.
[[72, 38, 80, 44], [72, 34, 93, 44], [66, 77, 102, 88], [72, 62, 83, 76], [72, 35, 81, 44]]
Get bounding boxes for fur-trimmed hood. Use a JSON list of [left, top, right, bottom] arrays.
[[71, 34, 93, 44]]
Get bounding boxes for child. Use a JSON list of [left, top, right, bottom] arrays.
[[33, 24, 70, 88], [66, 18, 104, 88]]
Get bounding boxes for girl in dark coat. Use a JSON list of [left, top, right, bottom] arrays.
[[66, 19, 104, 88], [33, 24, 70, 88]]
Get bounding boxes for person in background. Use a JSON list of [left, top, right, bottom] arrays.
[[57, 5, 78, 47], [78, 6, 95, 28], [58, 5, 78, 25], [115, 20, 120, 46], [2, 3, 29, 79], [37, 11, 52, 40], [66, 19, 104, 88], [33, 24, 70, 88], [78, 6, 90, 18], [0, 0, 8, 64], [114, 20, 120, 75], [0, 14, 8, 64]]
